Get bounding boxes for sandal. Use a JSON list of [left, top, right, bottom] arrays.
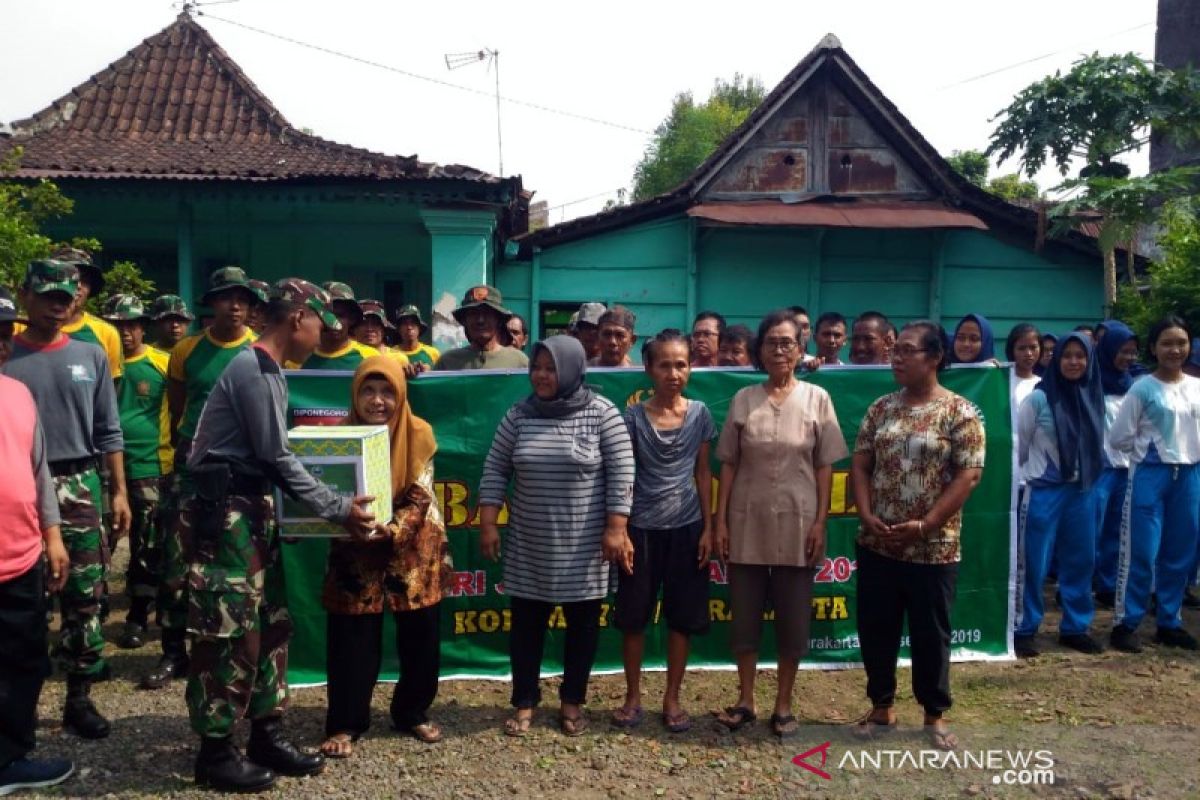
[[716, 705, 757, 732], [770, 713, 798, 738], [560, 710, 589, 737], [409, 721, 442, 744], [319, 733, 354, 759], [924, 719, 958, 751], [852, 709, 897, 740], [663, 710, 692, 734], [504, 713, 533, 738], [610, 706, 644, 729]]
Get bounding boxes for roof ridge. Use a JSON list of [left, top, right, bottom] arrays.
[[12, 12, 291, 137]]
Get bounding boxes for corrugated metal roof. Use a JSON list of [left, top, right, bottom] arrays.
[[687, 200, 988, 230]]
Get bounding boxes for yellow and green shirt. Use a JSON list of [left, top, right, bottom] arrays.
[[396, 342, 439, 368], [117, 347, 173, 480], [169, 328, 256, 440], [63, 312, 124, 378], [299, 340, 388, 370]]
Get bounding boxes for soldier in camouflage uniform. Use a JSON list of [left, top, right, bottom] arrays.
[[148, 294, 194, 353], [182, 278, 375, 793], [2, 260, 130, 740]]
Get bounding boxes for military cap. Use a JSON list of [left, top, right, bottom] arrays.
[[358, 298, 393, 329], [452, 285, 512, 326], [393, 304, 429, 332], [103, 293, 150, 322], [49, 245, 103, 295], [202, 266, 254, 304], [149, 294, 195, 321], [270, 278, 343, 331], [23, 259, 80, 297], [247, 279, 271, 306], [0, 287, 19, 322]]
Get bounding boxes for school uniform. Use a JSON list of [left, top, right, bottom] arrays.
[[1014, 333, 1104, 642], [1092, 322, 1139, 599], [1109, 373, 1200, 633]]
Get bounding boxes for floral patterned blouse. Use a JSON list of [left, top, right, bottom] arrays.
[[853, 391, 986, 565], [322, 461, 453, 614]]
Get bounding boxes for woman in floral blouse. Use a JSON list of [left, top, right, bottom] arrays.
[[850, 321, 986, 751], [320, 356, 451, 756]]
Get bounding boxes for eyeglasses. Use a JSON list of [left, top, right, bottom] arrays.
[[764, 338, 799, 353], [892, 345, 929, 359]]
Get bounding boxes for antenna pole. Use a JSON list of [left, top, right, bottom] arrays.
[[493, 51, 503, 176]]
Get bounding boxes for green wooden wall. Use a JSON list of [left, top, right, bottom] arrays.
[[500, 215, 1105, 362]]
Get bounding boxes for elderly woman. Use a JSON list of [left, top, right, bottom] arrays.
[[714, 310, 847, 738], [320, 356, 450, 757], [478, 336, 635, 737], [851, 321, 986, 750]]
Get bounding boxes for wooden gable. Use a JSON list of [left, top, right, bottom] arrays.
[[703, 70, 930, 200]]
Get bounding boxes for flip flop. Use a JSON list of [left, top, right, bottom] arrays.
[[663, 710, 692, 734], [717, 705, 757, 732], [504, 715, 532, 738], [610, 706, 644, 729], [560, 711, 589, 737], [409, 722, 443, 744], [319, 733, 354, 759], [852, 710, 897, 740], [924, 722, 959, 751], [770, 713, 798, 738]]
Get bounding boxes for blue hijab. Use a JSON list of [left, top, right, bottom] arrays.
[[951, 313, 995, 363], [1034, 333, 1058, 377], [1096, 321, 1136, 396], [1036, 332, 1104, 489], [1189, 338, 1200, 370]]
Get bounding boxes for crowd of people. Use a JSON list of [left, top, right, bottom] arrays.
[[0, 247, 1196, 794]]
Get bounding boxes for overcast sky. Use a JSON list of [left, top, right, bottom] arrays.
[[1, 0, 1157, 222]]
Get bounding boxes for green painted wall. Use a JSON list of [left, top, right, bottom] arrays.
[[501, 215, 1106, 361]]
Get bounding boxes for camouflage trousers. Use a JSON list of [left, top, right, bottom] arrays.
[[183, 492, 293, 738], [125, 476, 165, 602], [157, 470, 189, 631], [52, 467, 109, 678]]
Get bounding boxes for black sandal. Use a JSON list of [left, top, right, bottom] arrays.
[[717, 705, 757, 731], [770, 713, 798, 738]]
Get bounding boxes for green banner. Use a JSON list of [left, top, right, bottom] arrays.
[[282, 366, 1015, 685]]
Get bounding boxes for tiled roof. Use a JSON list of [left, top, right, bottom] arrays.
[[2, 13, 501, 183]]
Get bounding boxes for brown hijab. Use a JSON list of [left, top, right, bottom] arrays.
[[348, 355, 436, 493]]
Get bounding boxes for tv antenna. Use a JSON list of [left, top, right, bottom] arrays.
[[175, 0, 241, 16], [444, 48, 503, 176]]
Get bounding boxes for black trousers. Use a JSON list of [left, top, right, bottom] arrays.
[[855, 545, 958, 716], [0, 563, 50, 770], [324, 603, 441, 735], [509, 597, 602, 708]]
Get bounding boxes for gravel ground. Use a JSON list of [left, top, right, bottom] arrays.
[[23, 544, 1200, 800]]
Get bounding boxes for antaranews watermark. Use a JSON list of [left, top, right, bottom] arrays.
[[792, 742, 1055, 786]]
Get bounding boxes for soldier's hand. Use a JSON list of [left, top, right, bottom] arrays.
[[342, 496, 377, 538], [45, 526, 69, 593], [110, 492, 132, 537]]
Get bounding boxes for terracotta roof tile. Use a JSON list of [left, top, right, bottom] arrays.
[[3, 12, 502, 183]]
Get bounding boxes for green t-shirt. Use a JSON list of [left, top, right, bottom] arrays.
[[434, 345, 529, 371], [169, 329, 256, 440], [396, 343, 440, 368], [118, 347, 172, 480], [301, 341, 381, 371]]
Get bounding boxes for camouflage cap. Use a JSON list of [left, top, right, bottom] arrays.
[[23, 259, 80, 297], [358, 298, 393, 328], [321, 281, 356, 302], [452, 285, 512, 325], [49, 245, 103, 294], [247, 279, 270, 306], [0, 287, 18, 322], [202, 266, 253, 304], [103, 293, 150, 322], [393, 303, 428, 331], [270, 278, 343, 331], [149, 294, 195, 321]]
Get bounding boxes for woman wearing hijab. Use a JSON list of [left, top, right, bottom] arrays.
[[320, 356, 450, 756], [1035, 333, 1058, 376], [950, 314, 995, 364], [1013, 332, 1105, 658], [478, 336, 635, 737], [1092, 322, 1139, 609]]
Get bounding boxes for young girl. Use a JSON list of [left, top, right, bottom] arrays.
[[1014, 333, 1105, 657], [1092, 321, 1139, 608], [951, 313, 995, 364], [612, 329, 716, 733], [1109, 317, 1200, 652], [1005, 323, 1042, 409], [1036, 333, 1057, 376]]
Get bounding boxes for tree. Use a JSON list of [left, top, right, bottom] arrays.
[[1112, 197, 1200, 336], [946, 149, 989, 188], [632, 74, 765, 201], [986, 173, 1041, 202], [986, 52, 1200, 311], [0, 146, 72, 291], [90, 260, 157, 314]]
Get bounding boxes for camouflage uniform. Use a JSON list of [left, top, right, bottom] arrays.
[[52, 467, 109, 678], [157, 449, 192, 631], [184, 492, 292, 737], [125, 477, 163, 604]]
